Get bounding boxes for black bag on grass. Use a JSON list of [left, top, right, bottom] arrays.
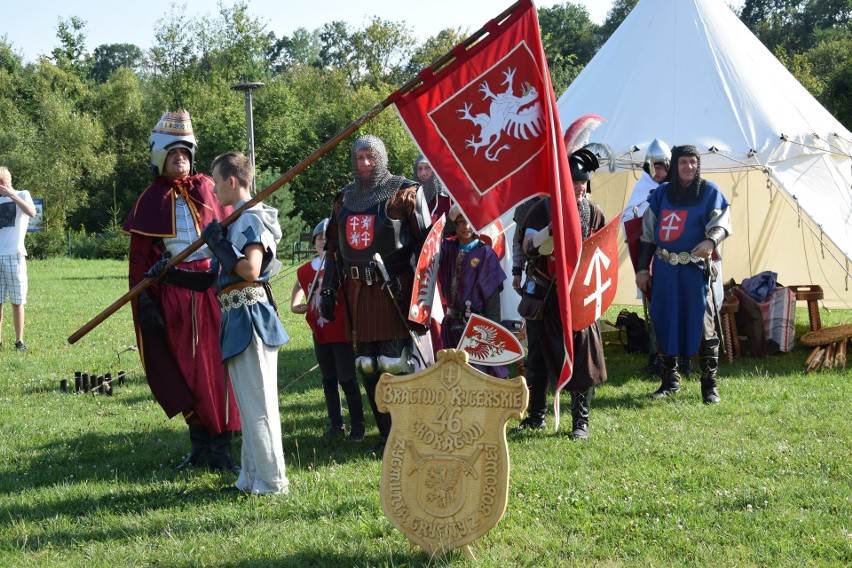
[[616, 309, 650, 353]]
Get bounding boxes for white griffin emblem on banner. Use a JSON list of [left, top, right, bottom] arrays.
[[457, 67, 543, 162]]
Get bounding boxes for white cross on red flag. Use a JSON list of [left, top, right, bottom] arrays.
[[394, 0, 582, 386], [569, 216, 620, 332]]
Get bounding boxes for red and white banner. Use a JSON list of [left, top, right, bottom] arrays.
[[457, 314, 524, 366], [395, 0, 582, 388], [570, 216, 620, 331], [409, 214, 445, 325]]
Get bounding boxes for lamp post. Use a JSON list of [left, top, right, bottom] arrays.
[[230, 82, 265, 194]]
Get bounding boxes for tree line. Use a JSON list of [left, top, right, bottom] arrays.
[[0, 0, 848, 257]]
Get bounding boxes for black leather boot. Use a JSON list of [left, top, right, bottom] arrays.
[[175, 423, 212, 471], [568, 388, 593, 439], [650, 355, 681, 399], [341, 377, 365, 442], [699, 340, 721, 404], [209, 430, 240, 474], [322, 375, 345, 438], [637, 352, 661, 376]]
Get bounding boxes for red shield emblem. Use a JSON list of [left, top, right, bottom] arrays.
[[346, 214, 375, 250], [428, 43, 545, 197], [570, 217, 620, 331], [457, 314, 524, 366], [409, 214, 445, 325], [658, 209, 687, 242]]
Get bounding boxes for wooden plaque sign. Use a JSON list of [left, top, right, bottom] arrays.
[[376, 349, 528, 557]]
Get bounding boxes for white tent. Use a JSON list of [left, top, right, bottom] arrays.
[[556, 0, 852, 309]]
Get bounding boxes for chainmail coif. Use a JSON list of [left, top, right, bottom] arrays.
[[342, 135, 409, 212], [413, 154, 448, 204]]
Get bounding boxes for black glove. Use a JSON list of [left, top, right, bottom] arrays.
[[319, 288, 336, 321], [201, 219, 239, 274], [144, 252, 172, 279], [137, 290, 165, 332]]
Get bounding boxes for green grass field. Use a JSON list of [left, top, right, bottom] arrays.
[[0, 258, 849, 567]]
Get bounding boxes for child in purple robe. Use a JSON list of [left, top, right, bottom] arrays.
[[438, 206, 508, 378]]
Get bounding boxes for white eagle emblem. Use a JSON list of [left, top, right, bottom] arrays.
[[457, 67, 544, 162]]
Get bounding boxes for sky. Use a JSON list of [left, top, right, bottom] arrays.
[[3, 0, 613, 64]]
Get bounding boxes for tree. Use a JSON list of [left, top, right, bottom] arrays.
[[537, 2, 599, 94], [318, 18, 417, 89], [195, 0, 273, 83], [89, 43, 144, 83], [405, 27, 468, 79], [50, 16, 89, 79], [147, 5, 199, 109], [267, 27, 322, 74], [595, 0, 638, 49]]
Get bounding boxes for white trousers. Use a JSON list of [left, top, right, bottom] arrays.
[[228, 330, 289, 495]]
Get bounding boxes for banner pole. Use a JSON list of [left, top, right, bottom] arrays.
[[67, 0, 524, 345]]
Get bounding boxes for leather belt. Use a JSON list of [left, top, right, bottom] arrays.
[[656, 247, 702, 266]]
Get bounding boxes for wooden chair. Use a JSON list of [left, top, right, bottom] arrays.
[[789, 285, 824, 331], [291, 230, 314, 263]]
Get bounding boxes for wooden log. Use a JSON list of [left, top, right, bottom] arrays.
[[806, 347, 825, 372], [822, 342, 835, 369], [835, 339, 847, 369], [804, 345, 823, 366]]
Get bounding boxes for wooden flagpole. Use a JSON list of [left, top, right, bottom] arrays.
[[67, 1, 523, 345]]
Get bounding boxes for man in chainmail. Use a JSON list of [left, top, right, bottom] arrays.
[[513, 149, 608, 439], [635, 145, 731, 404], [320, 135, 432, 457], [413, 154, 452, 221]]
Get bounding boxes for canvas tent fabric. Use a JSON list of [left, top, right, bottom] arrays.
[[556, 0, 852, 309]]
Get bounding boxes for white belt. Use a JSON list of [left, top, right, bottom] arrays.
[[218, 286, 267, 311]]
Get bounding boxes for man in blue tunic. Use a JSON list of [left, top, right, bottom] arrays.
[[635, 145, 731, 404]]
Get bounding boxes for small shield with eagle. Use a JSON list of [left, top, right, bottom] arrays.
[[457, 314, 524, 366], [376, 349, 528, 556]]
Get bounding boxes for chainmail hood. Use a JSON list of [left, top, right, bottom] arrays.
[[413, 154, 448, 203], [342, 135, 408, 212]]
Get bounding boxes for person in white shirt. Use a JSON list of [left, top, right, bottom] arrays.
[[0, 166, 36, 352]]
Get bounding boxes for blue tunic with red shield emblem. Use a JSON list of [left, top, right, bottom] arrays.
[[647, 180, 729, 356]]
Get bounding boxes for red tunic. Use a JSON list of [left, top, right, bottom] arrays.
[[296, 259, 348, 344]]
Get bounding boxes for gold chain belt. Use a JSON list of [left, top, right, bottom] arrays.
[[218, 285, 267, 311]]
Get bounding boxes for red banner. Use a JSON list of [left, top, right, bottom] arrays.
[[409, 214, 445, 325], [570, 216, 620, 331], [395, 0, 581, 386]]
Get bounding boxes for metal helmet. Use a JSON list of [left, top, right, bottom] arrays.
[[148, 109, 197, 176], [569, 148, 600, 182], [312, 218, 329, 242], [644, 138, 671, 170]]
